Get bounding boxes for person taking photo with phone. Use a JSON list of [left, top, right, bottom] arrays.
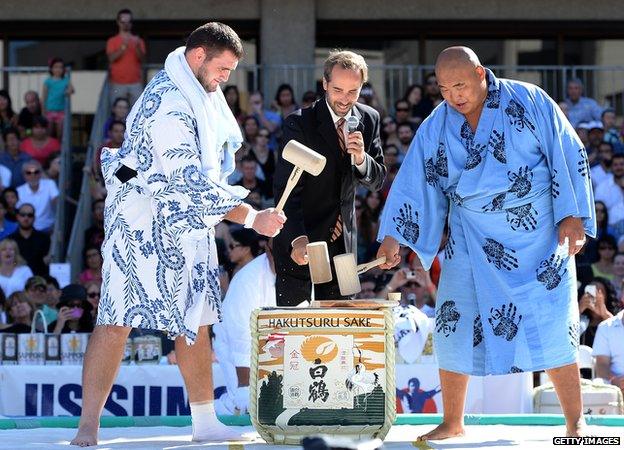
[[48, 284, 94, 334], [578, 278, 615, 347]]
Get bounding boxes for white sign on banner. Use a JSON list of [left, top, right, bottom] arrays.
[[49, 263, 71, 288], [282, 335, 354, 409]]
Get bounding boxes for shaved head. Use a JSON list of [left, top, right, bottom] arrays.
[[434, 46, 487, 122], [435, 46, 482, 74]]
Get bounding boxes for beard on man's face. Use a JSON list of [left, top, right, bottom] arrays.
[[196, 63, 218, 93], [326, 96, 355, 117], [196, 74, 217, 93]]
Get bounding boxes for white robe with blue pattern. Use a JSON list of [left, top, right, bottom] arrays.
[[378, 69, 596, 375], [97, 70, 246, 344]]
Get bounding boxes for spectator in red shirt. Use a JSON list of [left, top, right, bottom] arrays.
[[19, 116, 60, 166], [106, 9, 146, 108]]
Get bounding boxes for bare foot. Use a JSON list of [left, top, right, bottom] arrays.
[[417, 422, 465, 441], [70, 426, 98, 447]]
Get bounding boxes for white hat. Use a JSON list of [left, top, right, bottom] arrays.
[[587, 120, 604, 131]]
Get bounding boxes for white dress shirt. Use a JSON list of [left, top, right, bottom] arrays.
[[592, 311, 624, 377]]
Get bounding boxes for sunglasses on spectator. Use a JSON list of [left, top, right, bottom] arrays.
[[87, 292, 100, 298], [18, 212, 35, 218], [24, 170, 41, 175]]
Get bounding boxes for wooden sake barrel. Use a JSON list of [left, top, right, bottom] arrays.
[[250, 306, 396, 445]]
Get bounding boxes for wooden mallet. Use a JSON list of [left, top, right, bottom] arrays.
[[307, 241, 332, 284], [275, 140, 326, 212], [333, 253, 387, 296]]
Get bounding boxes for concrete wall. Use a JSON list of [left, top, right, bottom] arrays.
[[315, 0, 624, 20], [0, 0, 260, 20], [259, 0, 316, 98], [2, 0, 623, 20], [594, 40, 624, 108]]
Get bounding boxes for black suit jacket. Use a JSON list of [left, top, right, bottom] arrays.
[[273, 100, 386, 305]]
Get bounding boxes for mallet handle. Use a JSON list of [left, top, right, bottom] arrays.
[[275, 166, 303, 213], [356, 256, 387, 275]]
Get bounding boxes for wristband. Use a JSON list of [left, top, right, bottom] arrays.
[[243, 208, 258, 229]]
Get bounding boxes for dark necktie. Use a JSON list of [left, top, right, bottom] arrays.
[[336, 118, 347, 153], [332, 118, 347, 241]]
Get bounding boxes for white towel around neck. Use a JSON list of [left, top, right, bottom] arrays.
[[164, 46, 247, 197]]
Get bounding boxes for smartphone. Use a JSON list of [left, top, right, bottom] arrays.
[[584, 285, 597, 297], [405, 269, 416, 280], [70, 308, 83, 319]]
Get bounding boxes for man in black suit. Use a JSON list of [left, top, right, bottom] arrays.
[[273, 51, 386, 306]]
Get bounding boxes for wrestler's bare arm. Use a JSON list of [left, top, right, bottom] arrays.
[[224, 203, 254, 224]]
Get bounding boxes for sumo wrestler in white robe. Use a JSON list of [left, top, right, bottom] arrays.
[[98, 48, 248, 344]]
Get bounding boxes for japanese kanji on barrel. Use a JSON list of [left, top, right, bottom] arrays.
[[250, 307, 396, 445]]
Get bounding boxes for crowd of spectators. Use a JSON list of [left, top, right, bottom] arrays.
[[0, 13, 104, 338]]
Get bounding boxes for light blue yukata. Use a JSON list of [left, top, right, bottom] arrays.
[[378, 69, 596, 375], [97, 47, 248, 344]]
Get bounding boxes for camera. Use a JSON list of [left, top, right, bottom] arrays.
[[405, 269, 416, 280]]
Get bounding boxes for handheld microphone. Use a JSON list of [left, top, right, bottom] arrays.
[[346, 116, 359, 165], [347, 116, 359, 134]]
